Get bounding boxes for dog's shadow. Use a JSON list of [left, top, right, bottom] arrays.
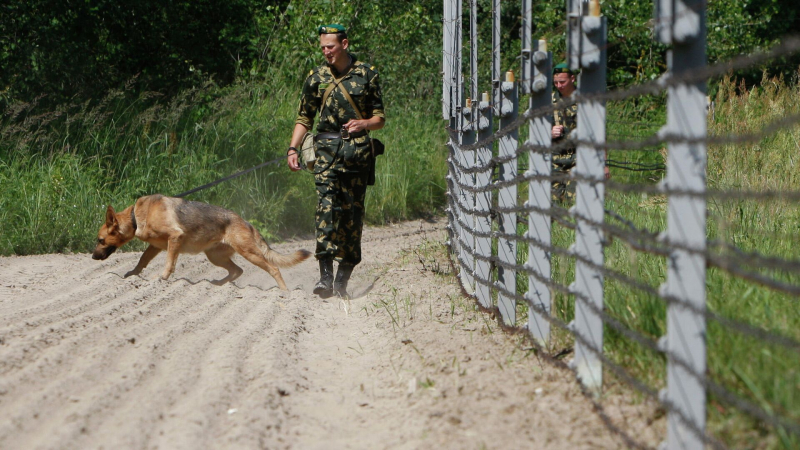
[[105, 271, 282, 293], [104, 271, 380, 298]]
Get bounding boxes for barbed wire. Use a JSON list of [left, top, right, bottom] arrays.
[[445, 223, 730, 449], [449, 109, 800, 181], [445, 241, 654, 450], [453, 36, 800, 153], [447, 168, 800, 354], [448, 157, 800, 281], [447, 207, 800, 440]]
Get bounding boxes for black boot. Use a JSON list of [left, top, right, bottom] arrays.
[[333, 263, 355, 298], [313, 259, 334, 298]]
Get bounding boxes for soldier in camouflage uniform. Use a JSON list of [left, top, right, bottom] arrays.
[[286, 24, 385, 299], [551, 63, 578, 202]]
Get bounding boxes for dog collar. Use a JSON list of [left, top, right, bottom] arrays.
[[130, 205, 137, 231]]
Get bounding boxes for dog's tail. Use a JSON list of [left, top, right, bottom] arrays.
[[256, 233, 312, 268]]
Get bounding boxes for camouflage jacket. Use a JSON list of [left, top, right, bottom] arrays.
[[552, 91, 577, 162], [552, 91, 577, 140], [295, 57, 385, 174], [295, 57, 385, 133]]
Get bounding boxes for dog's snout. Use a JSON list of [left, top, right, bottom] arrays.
[[92, 245, 117, 260]]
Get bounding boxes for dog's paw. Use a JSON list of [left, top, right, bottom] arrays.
[[124, 270, 141, 278]]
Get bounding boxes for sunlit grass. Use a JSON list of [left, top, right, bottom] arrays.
[[0, 81, 447, 256]]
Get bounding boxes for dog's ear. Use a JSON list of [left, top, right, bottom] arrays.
[[105, 205, 118, 228]]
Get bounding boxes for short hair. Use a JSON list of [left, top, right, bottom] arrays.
[[330, 31, 347, 43]]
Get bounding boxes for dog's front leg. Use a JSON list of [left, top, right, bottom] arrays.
[[125, 244, 162, 278], [161, 238, 182, 280]]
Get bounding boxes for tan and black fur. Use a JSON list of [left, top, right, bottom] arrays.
[[92, 195, 311, 289]]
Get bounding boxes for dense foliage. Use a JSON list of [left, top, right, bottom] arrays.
[[3, 0, 797, 109], [0, 0, 444, 107]]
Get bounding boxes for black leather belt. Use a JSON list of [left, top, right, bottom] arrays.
[[314, 130, 368, 141]]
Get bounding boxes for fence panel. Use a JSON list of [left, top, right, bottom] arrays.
[[443, 0, 800, 447]]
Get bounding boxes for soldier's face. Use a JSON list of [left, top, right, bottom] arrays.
[[553, 73, 576, 96], [320, 34, 349, 68]]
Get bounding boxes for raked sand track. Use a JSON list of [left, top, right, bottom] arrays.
[[0, 218, 662, 449]]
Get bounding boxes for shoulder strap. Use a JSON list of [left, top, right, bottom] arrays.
[[319, 63, 365, 120], [320, 78, 338, 111], [338, 84, 363, 120]]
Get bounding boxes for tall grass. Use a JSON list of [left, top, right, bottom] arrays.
[[0, 81, 448, 255]]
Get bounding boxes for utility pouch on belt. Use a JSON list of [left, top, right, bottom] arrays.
[[300, 132, 316, 170]]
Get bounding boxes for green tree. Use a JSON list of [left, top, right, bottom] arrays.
[[0, 0, 288, 105]]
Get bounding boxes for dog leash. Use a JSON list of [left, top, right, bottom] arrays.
[[174, 154, 291, 198]]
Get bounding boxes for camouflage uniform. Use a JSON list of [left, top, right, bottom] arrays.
[[552, 90, 577, 202], [295, 57, 385, 265]]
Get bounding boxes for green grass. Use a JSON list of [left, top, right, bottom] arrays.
[[0, 81, 448, 255]]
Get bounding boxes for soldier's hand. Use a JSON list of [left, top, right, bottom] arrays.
[[287, 152, 301, 172], [552, 125, 565, 139], [344, 119, 365, 133]]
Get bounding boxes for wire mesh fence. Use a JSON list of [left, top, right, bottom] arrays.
[[443, 0, 800, 448]]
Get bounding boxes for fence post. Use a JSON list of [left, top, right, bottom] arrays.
[[656, 0, 708, 447], [492, 0, 501, 118], [449, 0, 464, 261], [497, 70, 519, 325], [455, 0, 480, 293], [475, 93, 493, 308], [442, 0, 453, 120], [489, 0, 503, 314], [568, 0, 607, 392], [525, 39, 554, 346], [459, 97, 476, 292], [522, 1, 554, 345]]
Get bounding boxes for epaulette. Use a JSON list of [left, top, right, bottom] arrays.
[[357, 62, 378, 77], [308, 65, 329, 78]]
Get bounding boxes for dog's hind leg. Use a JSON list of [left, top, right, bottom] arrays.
[[205, 246, 243, 286], [233, 246, 289, 290], [125, 244, 162, 278]]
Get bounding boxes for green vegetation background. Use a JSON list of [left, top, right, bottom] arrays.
[[2, 1, 800, 447], [2, 0, 798, 255]]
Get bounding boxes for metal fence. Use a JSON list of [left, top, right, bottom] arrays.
[[443, 0, 800, 448]]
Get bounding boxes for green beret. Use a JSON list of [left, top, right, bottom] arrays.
[[553, 62, 576, 74], [318, 24, 346, 35]]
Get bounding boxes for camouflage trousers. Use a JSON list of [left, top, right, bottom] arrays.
[[552, 153, 576, 203], [314, 169, 370, 265]]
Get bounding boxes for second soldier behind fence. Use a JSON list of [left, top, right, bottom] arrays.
[[551, 62, 579, 202], [286, 24, 385, 299], [551, 62, 609, 202]]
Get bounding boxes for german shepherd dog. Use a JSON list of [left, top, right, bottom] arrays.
[[92, 195, 311, 290]]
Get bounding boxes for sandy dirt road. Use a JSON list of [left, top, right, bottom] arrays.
[[0, 218, 662, 449]]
